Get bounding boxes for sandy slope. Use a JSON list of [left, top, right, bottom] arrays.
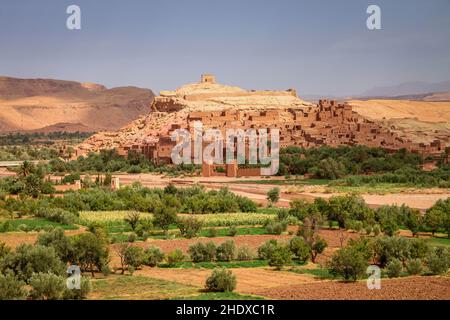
[[0, 77, 154, 132]]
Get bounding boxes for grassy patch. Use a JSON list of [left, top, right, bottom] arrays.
[[172, 292, 265, 300], [0, 218, 78, 233], [287, 268, 335, 280], [427, 236, 450, 247], [90, 275, 198, 300]]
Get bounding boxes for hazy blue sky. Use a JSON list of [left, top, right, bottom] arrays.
[[1, 0, 449, 96]]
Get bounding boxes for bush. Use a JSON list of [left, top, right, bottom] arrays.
[[289, 237, 310, 263], [206, 228, 218, 238], [386, 259, 403, 278], [228, 226, 238, 237], [63, 277, 91, 300], [128, 233, 136, 243], [427, 248, 450, 275], [267, 188, 280, 204], [29, 272, 66, 300], [0, 244, 66, 282], [216, 240, 236, 262], [406, 258, 423, 275], [328, 247, 367, 282], [268, 243, 292, 269], [143, 246, 165, 267], [38, 208, 78, 225], [258, 240, 278, 260], [177, 216, 203, 239], [205, 268, 236, 292], [236, 246, 254, 261], [118, 244, 144, 274], [124, 211, 141, 231], [0, 272, 27, 300], [167, 249, 185, 265], [265, 220, 288, 235], [36, 228, 73, 262], [373, 224, 381, 236], [188, 242, 216, 263], [70, 232, 109, 276]]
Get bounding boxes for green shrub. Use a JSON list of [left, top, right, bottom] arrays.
[[18, 224, 29, 232], [289, 237, 310, 263], [167, 249, 185, 265], [236, 246, 254, 261], [205, 268, 236, 292], [386, 259, 403, 278], [143, 246, 165, 267], [406, 258, 423, 275], [70, 232, 109, 276], [63, 277, 91, 300], [188, 242, 216, 263], [0, 272, 27, 300], [258, 240, 278, 260], [265, 220, 287, 235], [128, 233, 136, 243], [177, 216, 203, 239], [328, 247, 367, 282], [118, 245, 144, 274], [29, 272, 66, 300], [0, 220, 12, 232], [38, 208, 78, 225], [36, 228, 73, 262], [228, 226, 238, 237], [0, 244, 66, 282], [268, 243, 292, 269], [427, 248, 450, 275], [216, 240, 236, 262], [206, 228, 218, 238]]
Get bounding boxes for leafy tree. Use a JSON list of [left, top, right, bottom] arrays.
[[289, 237, 310, 263], [424, 207, 444, 236], [426, 247, 450, 275], [124, 211, 141, 231], [0, 272, 27, 300], [236, 246, 254, 261], [406, 259, 423, 275], [29, 272, 66, 300], [258, 239, 278, 260], [188, 242, 216, 263], [216, 240, 236, 262], [153, 205, 177, 237], [70, 232, 109, 276], [298, 217, 328, 263], [36, 228, 73, 262], [117, 244, 144, 274], [166, 249, 185, 266], [328, 247, 367, 282], [268, 243, 292, 269], [205, 268, 236, 292], [386, 259, 403, 278], [143, 246, 165, 267], [177, 216, 203, 239], [266, 187, 280, 205], [0, 244, 65, 282]]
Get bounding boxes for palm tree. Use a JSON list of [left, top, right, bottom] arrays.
[[18, 160, 34, 177]]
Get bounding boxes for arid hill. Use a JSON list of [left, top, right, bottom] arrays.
[[349, 99, 450, 144], [79, 75, 448, 158], [0, 77, 154, 132]]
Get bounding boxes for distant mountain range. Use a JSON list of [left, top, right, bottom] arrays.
[[303, 81, 450, 102], [361, 81, 450, 98], [0, 76, 154, 133]]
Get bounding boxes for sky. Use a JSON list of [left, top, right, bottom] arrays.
[[0, 0, 449, 96]]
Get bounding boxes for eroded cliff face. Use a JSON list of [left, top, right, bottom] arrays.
[[78, 76, 448, 158], [0, 77, 155, 132]]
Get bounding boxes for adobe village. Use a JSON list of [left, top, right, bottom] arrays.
[[0, 74, 449, 300]]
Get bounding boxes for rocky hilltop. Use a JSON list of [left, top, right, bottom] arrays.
[[0, 76, 155, 132], [79, 75, 448, 159]]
